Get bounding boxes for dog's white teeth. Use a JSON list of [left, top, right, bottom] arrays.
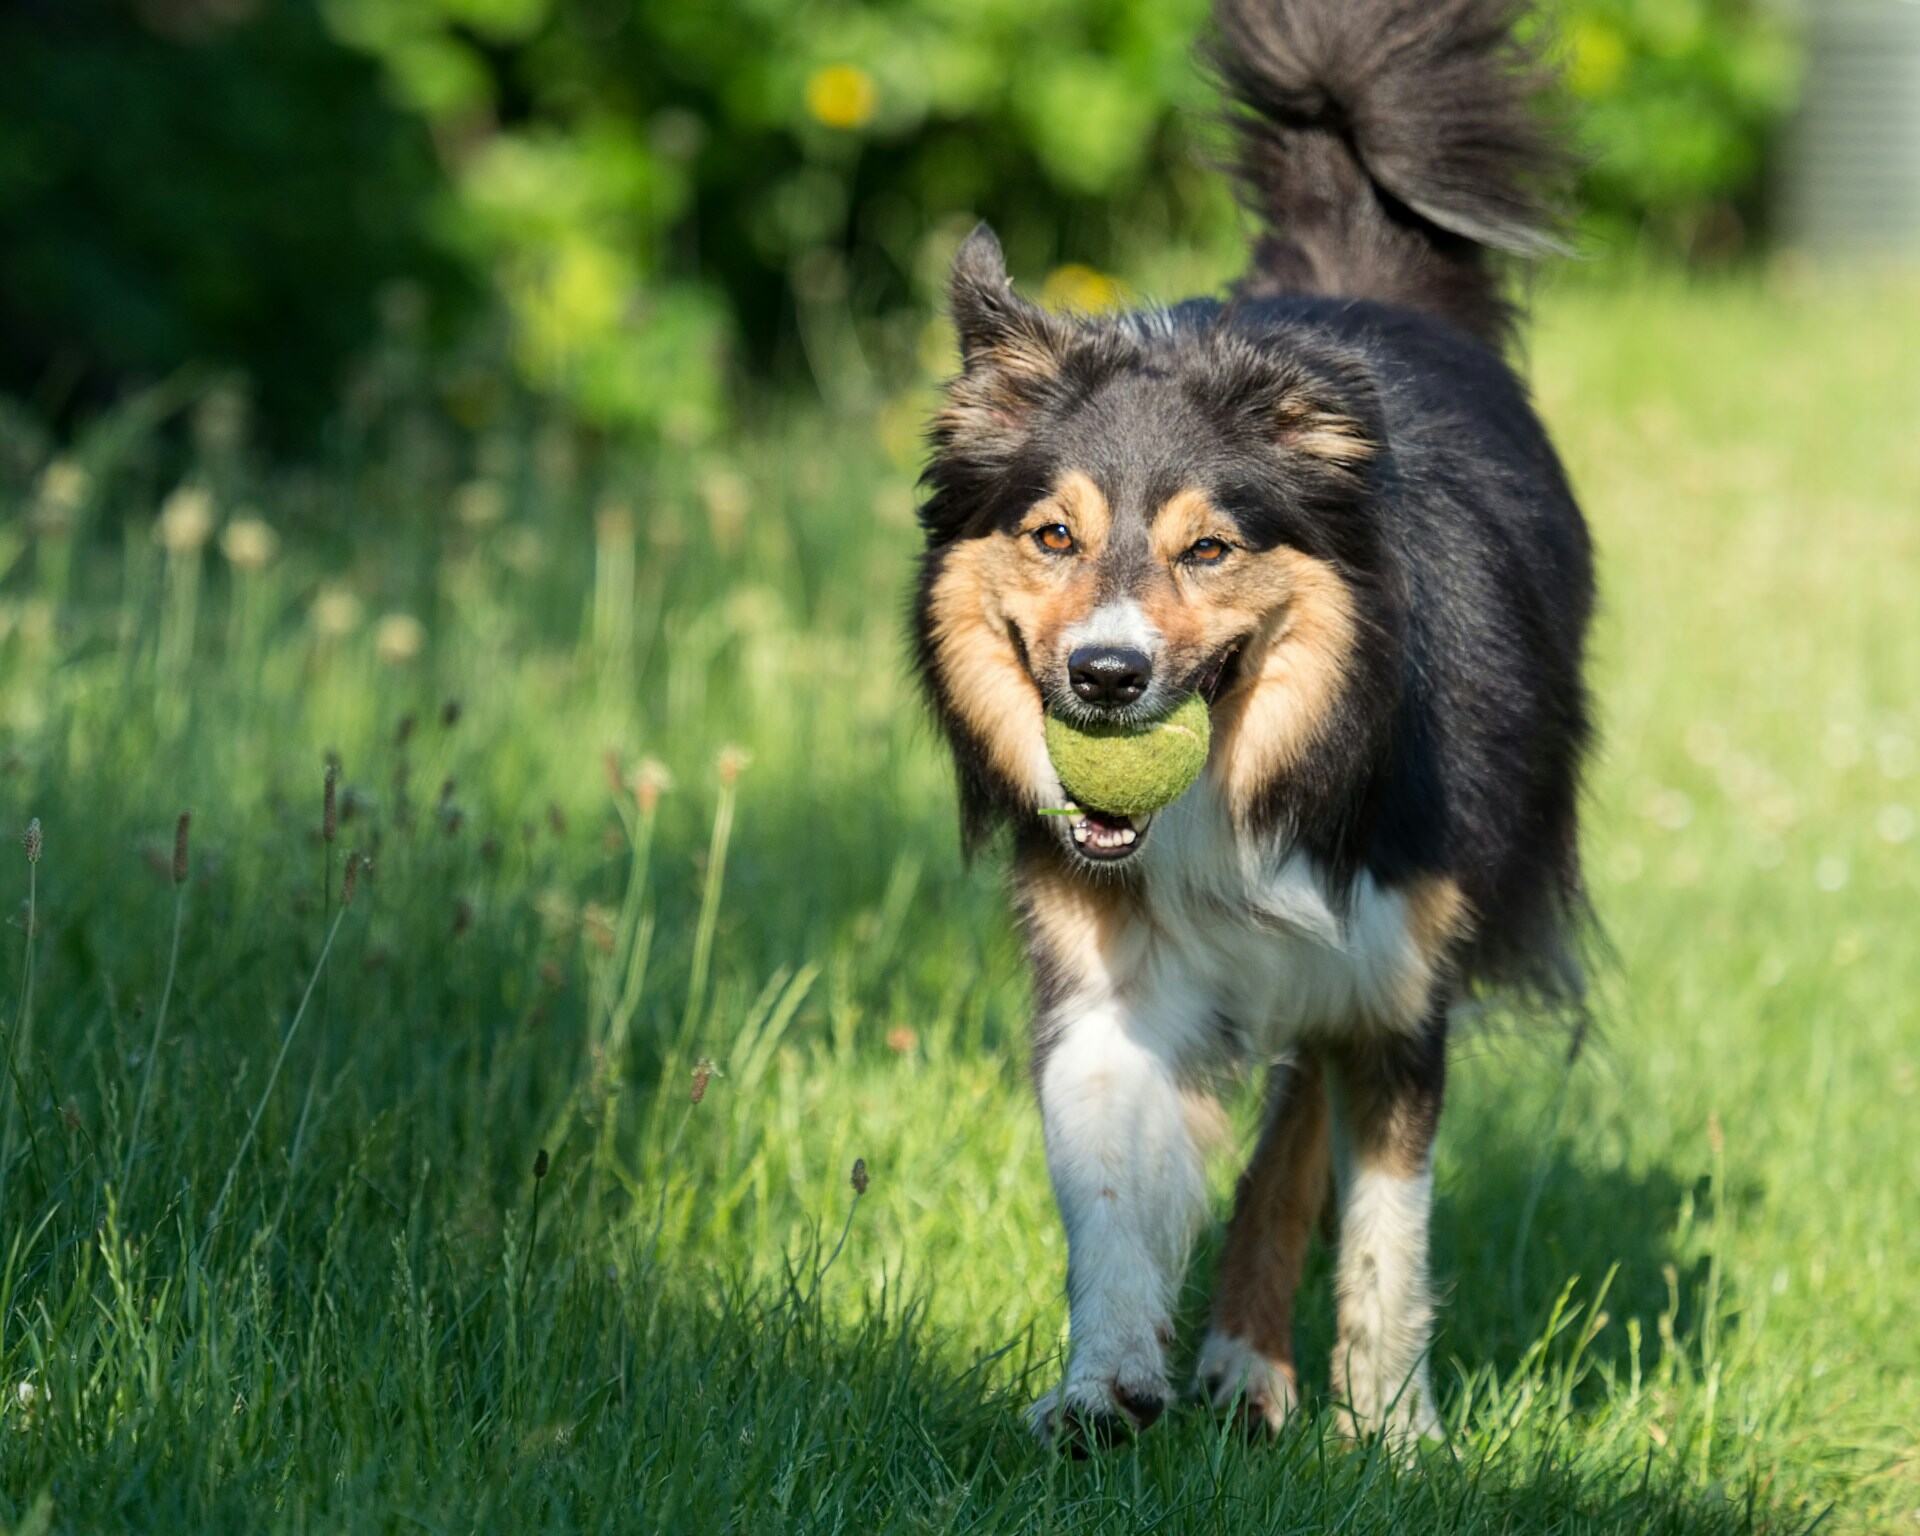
[[1068, 814, 1141, 853]]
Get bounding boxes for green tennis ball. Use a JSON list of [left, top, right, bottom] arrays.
[[1044, 693, 1212, 817]]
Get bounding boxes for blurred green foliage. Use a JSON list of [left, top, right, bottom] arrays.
[[0, 0, 1797, 444], [0, 0, 467, 433], [1559, 0, 1799, 256]]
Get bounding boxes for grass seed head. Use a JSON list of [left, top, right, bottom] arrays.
[[716, 745, 750, 786], [219, 516, 278, 571], [37, 459, 90, 523], [341, 851, 361, 907], [374, 612, 425, 666], [635, 758, 673, 816], [158, 485, 215, 554], [310, 586, 362, 638], [690, 1059, 714, 1104], [172, 811, 191, 885], [533, 1147, 550, 1180], [850, 1158, 869, 1196], [23, 817, 42, 864]]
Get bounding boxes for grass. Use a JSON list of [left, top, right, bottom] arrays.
[[1, 267, 1917, 1532]]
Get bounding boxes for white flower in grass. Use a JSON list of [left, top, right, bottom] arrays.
[[1644, 788, 1692, 832], [220, 516, 278, 572], [633, 758, 673, 814], [158, 485, 215, 553], [453, 479, 506, 528], [311, 586, 363, 638], [374, 612, 426, 665], [36, 459, 89, 527], [1607, 844, 1644, 883], [1822, 723, 1863, 770], [1683, 721, 1727, 767]]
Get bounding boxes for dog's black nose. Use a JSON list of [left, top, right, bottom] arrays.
[[1069, 646, 1152, 707]]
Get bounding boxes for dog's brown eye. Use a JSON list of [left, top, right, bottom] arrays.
[[1034, 524, 1075, 554], [1186, 537, 1229, 564]]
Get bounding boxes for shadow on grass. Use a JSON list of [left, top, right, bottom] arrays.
[[1179, 1088, 1707, 1404], [1434, 1111, 1705, 1382], [443, 1266, 1798, 1536]]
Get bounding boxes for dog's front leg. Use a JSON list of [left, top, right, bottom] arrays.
[[1028, 989, 1209, 1448]]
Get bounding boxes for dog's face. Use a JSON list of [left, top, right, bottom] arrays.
[[916, 228, 1395, 869]]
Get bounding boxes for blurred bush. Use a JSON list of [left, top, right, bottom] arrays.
[[0, 0, 470, 434], [1560, 0, 1799, 258], [0, 0, 1797, 446]]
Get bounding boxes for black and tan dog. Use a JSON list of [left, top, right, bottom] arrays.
[[913, 0, 1594, 1448]]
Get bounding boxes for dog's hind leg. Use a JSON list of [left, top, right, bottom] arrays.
[[1195, 1049, 1331, 1432], [1326, 1013, 1449, 1450]]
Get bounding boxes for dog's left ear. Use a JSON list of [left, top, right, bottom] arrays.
[[1269, 352, 1381, 472], [1217, 341, 1383, 481], [947, 223, 1069, 389]]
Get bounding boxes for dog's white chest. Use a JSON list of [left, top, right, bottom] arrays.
[[1140, 790, 1434, 1052]]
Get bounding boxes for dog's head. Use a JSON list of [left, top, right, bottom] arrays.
[[915, 226, 1399, 869]]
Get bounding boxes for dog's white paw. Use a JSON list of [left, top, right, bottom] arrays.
[[1029, 1362, 1170, 1453], [1193, 1328, 1299, 1433], [1331, 1366, 1443, 1456]]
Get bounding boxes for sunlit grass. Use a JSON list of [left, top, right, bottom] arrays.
[[0, 271, 1915, 1532]]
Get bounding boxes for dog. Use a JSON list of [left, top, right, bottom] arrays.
[[912, 0, 1593, 1450]]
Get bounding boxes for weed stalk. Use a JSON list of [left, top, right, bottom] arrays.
[[122, 812, 192, 1190]]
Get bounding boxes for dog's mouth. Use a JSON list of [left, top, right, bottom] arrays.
[[1194, 640, 1246, 703], [1014, 622, 1240, 867], [1062, 805, 1152, 863]]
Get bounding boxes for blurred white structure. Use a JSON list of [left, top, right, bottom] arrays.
[[1783, 0, 1920, 254]]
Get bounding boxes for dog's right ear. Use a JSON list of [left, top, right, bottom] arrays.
[[925, 226, 1071, 537], [948, 223, 1067, 384]]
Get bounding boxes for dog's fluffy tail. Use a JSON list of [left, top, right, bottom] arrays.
[[1208, 0, 1568, 348]]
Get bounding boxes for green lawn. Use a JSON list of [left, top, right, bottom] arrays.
[[1, 271, 1916, 1533]]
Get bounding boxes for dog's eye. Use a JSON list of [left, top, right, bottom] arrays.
[[1033, 524, 1075, 554], [1185, 537, 1229, 565]]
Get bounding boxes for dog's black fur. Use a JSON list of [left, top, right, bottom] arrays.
[[916, 0, 1592, 1003], [911, 0, 1597, 1444]]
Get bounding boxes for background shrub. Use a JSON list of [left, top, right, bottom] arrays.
[[0, 0, 1797, 445]]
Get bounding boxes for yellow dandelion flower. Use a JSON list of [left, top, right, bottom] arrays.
[[1041, 264, 1125, 314], [1567, 18, 1628, 99], [806, 64, 877, 130]]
